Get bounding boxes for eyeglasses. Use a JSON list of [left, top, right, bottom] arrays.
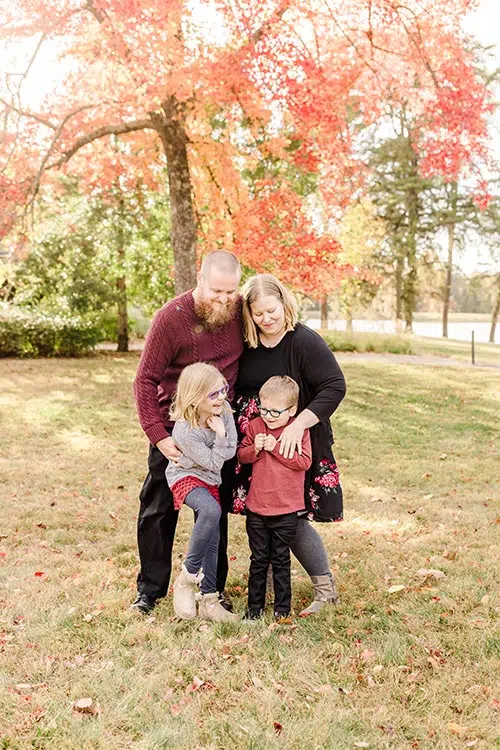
[[208, 384, 229, 401], [258, 406, 291, 418]]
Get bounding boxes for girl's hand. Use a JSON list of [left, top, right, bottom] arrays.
[[207, 415, 226, 438], [278, 421, 304, 458], [254, 433, 266, 452], [263, 434, 277, 451]]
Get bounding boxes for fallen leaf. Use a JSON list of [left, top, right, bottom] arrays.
[[416, 568, 445, 580], [447, 722, 467, 737], [387, 585, 405, 594], [15, 683, 32, 692], [359, 649, 376, 662], [72, 697, 99, 716]]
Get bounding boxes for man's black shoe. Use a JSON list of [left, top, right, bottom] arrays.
[[218, 591, 234, 612], [130, 593, 156, 614]]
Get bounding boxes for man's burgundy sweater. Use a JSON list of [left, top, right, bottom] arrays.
[[134, 290, 243, 445]]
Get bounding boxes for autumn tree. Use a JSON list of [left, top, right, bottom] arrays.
[[0, 0, 495, 295], [337, 200, 385, 330]]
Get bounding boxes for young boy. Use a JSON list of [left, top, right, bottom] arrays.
[[237, 375, 312, 619]]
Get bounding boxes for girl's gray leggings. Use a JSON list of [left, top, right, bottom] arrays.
[[184, 487, 221, 594]]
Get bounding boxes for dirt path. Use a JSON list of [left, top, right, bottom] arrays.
[[336, 351, 500, 369]]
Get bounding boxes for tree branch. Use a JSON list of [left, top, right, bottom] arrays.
[[47, 117, 157, 170], [0, 98, 56, 130]]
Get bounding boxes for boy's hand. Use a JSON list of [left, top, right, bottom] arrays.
[[263, 434, 277, 451], [207, 415, 226, 438], [254, 433, 266, 452]]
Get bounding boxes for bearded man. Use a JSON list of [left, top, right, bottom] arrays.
[[132, 251, 242, 613]]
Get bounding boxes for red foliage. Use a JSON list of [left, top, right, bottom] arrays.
[[0, 0, 495, 293]]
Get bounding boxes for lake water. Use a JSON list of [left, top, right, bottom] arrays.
[[306, 318, 496, 344]]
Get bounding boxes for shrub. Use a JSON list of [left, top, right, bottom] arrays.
[[321, 330, 414, 355], [0, 305, 103, 357]]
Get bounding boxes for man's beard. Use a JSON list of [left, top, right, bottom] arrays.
[[194, 298, 238, 331]]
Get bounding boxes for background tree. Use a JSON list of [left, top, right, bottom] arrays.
[[337, 200, 385, 330], [0, 0, 494, 296]]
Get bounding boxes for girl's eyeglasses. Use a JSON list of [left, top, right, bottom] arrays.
[[208, 384, 229, 401], [258, 406, 291, 418]]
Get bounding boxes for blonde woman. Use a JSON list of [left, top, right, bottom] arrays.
[[167, 363, 239, 623], [233, 274, 346, 615]]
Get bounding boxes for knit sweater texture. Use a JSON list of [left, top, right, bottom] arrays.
[[134, 291, 243, 445], [166, 407, 237, 489], [237, 416, 312, 516]]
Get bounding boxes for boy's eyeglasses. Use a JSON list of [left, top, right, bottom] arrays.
[[259, 406, 291, 418], [208, 384, 229, 401]]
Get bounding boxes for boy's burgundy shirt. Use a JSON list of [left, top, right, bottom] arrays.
[[134, 290, 243, 445], [237, 416, 312, 516]]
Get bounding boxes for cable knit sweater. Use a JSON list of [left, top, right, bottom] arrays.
[[134, 291, 243, 445]]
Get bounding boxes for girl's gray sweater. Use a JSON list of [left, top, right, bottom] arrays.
[[165, 406, 237, 489]]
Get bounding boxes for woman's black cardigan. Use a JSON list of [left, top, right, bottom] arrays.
[[283, 323, 346, 455]]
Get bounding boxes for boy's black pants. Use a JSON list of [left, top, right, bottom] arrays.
[[136, 445, 233, 600], [246, 510, 298, 616]]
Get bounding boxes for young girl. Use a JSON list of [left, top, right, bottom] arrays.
[[167, 362, 239, 622]]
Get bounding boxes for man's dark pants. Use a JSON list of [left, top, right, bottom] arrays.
[[246, 510, 298, 615], [136, 444, 234, 600]]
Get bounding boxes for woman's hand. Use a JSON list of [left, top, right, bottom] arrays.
[[278, 420, 305, 458], [207, 415, 227, 438]]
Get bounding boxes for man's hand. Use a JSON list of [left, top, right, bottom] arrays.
[[278, 421, 304, 458], [254, 433, 266, 452], [156, 436, 182, 462], [263, 434, 277, 452], [207, 415, 226, 438]]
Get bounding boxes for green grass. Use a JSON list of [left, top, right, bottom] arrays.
[[0, 354, 499, 749]]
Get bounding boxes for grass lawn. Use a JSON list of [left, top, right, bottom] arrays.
[[0, 354, 499, 749]]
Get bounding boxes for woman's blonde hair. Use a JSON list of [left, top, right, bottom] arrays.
[[241, 273, 298, 348], [170, 362, 229, 427]]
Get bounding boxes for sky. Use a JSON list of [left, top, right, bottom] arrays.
[[2, 0, 499, 274]]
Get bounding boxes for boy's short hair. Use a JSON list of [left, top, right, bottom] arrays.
[[259, 376, 299, 408]]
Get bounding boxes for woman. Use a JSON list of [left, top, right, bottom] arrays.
[[233, 273, 346, 615]]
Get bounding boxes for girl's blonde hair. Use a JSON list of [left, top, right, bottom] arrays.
[[170, 362, 229, 427], [241, 273, 298, 348]]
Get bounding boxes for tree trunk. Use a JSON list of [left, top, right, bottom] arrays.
[[345, 308, 353, 332], [116, 192, 129, 353], [442, 182, 457, 339], [153, 97, 197, 294], [320, 295, 328, 329], [489, 274, 500, 343], [402, 147, 419, 333], [395, 254, 404, 330]]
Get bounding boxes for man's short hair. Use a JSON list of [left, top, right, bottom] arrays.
[[259, 375, 299, 408], [200, 250, 241, 278]]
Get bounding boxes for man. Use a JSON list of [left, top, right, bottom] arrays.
[[132, 250, 243, 614]]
